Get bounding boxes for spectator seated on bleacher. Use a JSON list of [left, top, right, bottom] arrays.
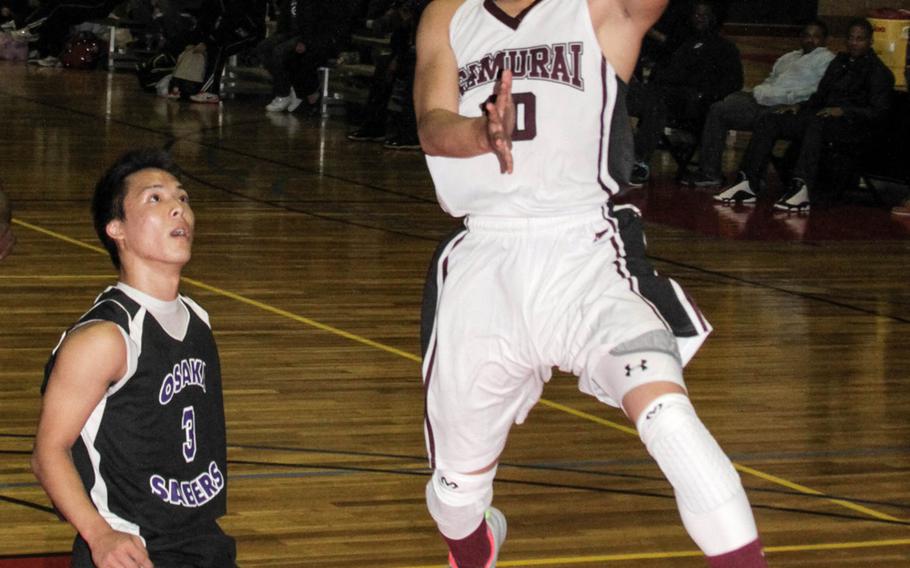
[[681, 20, 834, 188], [625, 0, 743, 186], [258, 0, 350, 113], [14, 0, 125, 66], [184, 0, 266, 104], [714, 18, 894, 212], [346, 0, 426, 150], [1, 0, 28, 28]]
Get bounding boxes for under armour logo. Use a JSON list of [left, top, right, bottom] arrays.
[[644, 402, 663, 421], [440, 476, 458, 489], [624, 359, 648, 376]]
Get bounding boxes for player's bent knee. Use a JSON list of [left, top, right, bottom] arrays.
[[636, 393, 758, 554], [425, 467, 497, 539], [636, 393, 740, 513]]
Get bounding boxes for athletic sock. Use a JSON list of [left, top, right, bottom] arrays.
[[444, 518, 490, 568], [706, 538, 767, 568]]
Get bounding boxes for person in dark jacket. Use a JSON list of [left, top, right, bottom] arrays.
[[714, 18, 894, 211], [625, 0, 743, 185], [188, 0, 267, 103], [346, 0, 428, 149], [257, 0, 350, 112]]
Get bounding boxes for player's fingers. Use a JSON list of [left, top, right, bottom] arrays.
[[126, 536, 152, 568], [499, 69, 513, 95]]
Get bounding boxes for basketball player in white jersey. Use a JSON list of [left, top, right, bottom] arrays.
[[415, 1, 768, 567]]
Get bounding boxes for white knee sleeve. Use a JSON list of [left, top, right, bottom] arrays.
[[637, 393, 758, 556], [426, 467, 497, 540]]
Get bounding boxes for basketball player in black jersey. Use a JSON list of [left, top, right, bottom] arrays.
[[32, 149, 235, 568]]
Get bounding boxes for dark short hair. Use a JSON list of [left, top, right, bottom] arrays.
[[91, 148, 181, 270], [846, 18, 874, 39], [804, 19, 828, 39]]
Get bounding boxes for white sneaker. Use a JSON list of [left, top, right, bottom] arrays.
[[448, 507, 507, 568], [189, 92, 220, 104], [713, 178, 756, 204], [36, 55, 60, 67], [286, 87, 302, 112], [265, 95, 291, 112], [773, 180, 811, 211]]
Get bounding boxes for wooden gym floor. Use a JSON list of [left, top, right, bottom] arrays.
[[0, 60, 909, 567]]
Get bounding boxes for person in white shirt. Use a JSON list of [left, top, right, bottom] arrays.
[[682, 20, 834, 187]]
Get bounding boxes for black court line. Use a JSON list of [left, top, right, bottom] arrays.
[[0, 494, 56, 515], [6, 436, 910, 511], [1, 90, 436, 206], [5, 86, 908, 323], [226, 458, 910, 527], [651, 254, 910, 324]]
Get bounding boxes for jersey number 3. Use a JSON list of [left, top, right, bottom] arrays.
[[182, 406, 197, 463]]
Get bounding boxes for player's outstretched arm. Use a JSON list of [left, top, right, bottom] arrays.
[[590, 0, 668, 81], [414, 0, 516, 173], [32, 323, 153, 568]]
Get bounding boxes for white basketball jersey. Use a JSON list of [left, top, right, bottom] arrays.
[[425, 0, 625, 217]]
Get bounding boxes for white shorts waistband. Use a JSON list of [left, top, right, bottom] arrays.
[[464, 205, 610, 234]]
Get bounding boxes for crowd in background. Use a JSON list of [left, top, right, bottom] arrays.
[[1, 0, 908, 213]]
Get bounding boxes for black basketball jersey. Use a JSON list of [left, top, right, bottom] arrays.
[[43, 287, 228, 539]]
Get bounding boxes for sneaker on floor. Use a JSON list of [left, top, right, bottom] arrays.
[[713, 178, 756, 204], [11, 28, 38, 41], [891, 199, 910, 217], [383, 135, 421, 150], [628, 161, 650, 187], [286, 87, 303, 112], [347, 125, 386, 142], [36, 55, 60, 67], [449, 508, 507, 568], [265, 95, 292, 112], [189, 92, 220, 104], [773, 179, 810, 211], [681, 170, 723, 188]]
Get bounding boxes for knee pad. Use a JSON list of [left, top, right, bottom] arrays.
[[636, 393, 741, 514], [637, 393, 758, 555], [426, 467, 497, 540]]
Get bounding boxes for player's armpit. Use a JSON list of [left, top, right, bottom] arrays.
[[33, 321, 127, 465], [414, 0, 490, 158]]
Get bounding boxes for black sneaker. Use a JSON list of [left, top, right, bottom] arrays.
[[628, 162, 650, 187], [773, 179, 810, 211], [347, 125, 386, 142], [383, 135, 421, 150], [713, 178, 756, 204], [680, 170, 723, 188]]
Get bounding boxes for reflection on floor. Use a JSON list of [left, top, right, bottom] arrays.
[[615, 175, 910, 241]]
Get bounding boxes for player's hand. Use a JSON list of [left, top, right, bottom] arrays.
[[817, 106, 844, 118], [774, 104, 799, 115], [90, 529, 153, 568], [0, 224, 13, 261], [485, 69, 516, 174]]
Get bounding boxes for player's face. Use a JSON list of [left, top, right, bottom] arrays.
[[800, 25, 826, 53], [109, 168, 194, 269], [690, 3, 715, 33], [846, 25, 871, 59]]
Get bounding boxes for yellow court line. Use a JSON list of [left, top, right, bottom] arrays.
[[0, 275, 111, 280], [14, 217, 905, 525], [395, 538, 910, 568]]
